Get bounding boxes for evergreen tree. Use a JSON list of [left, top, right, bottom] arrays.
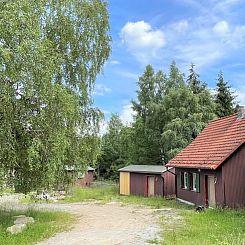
[[187, 63, 205, 94], [161, 85, 215, 162], [215, 72, 236, 117]]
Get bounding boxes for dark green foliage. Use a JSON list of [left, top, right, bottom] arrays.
[[98, 114, 124, 180], [187, 63, 206, 94], [215, 71, 237, 117], [161, 85, 215, 162], [129, 62, 215, 164], [131, 65, 165, 165], [97, 63, 237, 177]]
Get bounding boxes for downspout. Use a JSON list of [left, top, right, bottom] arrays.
[[166, 167, 176, 176], [223, 181, 226, 207]]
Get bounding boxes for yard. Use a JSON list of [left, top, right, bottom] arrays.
[[64, 183, 245, 244], [0, 209, 74, 245], [1, 183, 245, 244]]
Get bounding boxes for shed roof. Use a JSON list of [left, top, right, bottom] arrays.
[[166, 112, 245, 170], [87, 167, 95, 171], [64, 165, 95, 172], [118, 165, 168, 174]]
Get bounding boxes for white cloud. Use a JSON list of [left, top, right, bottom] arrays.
[[236, 85, 245, 106], [213, 0, 241, 13], [213, 21, 229, 35], [93, 83, 111, 96], [171, 20, 189, 32], [120, 21, 165, 63], [119, 104, 136, 125], [158, 0, 245, 70], [164, 16, 245, 69], [98, 104, 136, 135], [110, 60, 120, 65]]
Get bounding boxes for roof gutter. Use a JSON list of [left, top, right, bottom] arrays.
[[166, 167, 176, 176]]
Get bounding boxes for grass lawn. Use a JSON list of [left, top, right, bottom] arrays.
[[163, 209, 245, 245], [65, 182, 190, 209], [0, 209, 75, 245], [65, 182, 245, 244]]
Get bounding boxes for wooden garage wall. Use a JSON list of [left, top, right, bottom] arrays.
[[130, 173, 164, 196], [119, 172, 130, 195], [162, 170, 176, 196]]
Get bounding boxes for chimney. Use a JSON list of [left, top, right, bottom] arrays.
[[237, 106, 245, 119]]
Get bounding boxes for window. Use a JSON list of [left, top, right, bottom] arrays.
[[180, 172, 189, 189], [195, 173, 200, 193], [184, 172, 188, 189], [180, 172, 184, 188], [180, 171, 200, 193], [193, 173, 197, 191], [189, 173, 193, 190]]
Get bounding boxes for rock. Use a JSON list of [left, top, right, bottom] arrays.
[[14, 216, 35, 225], [7, 223, 27, 234], [14, 215, 26, 219]]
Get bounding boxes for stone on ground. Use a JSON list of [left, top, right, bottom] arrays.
[[6, 223, 27, 234], [14, 215, 35, 225], [6, 214, 35, 234]]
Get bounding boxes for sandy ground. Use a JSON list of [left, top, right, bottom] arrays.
[[1, 195, 182, 245], [36, 202, 163, 245]]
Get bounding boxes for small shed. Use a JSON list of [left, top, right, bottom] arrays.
[[76, 167, 95, 187], [118, 165, 175, 197]]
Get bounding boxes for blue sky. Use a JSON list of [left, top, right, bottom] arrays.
[[93, 0, 245, 129]]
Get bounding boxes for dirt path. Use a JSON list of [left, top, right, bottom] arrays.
[[1, 195, 182, 244], [35, 202, 165, 245]]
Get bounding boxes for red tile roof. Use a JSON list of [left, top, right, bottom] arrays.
[[166, 113, 245, 170]]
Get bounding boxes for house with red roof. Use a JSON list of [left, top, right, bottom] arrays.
[[166, 109, 245, 208]]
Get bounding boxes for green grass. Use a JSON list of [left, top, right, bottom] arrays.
[[65, 182, 190, 209], [0, 209, 75, 245], [0, 188, 14, 195], [163, 209, 245, 245], [65, 182, 118, 203]]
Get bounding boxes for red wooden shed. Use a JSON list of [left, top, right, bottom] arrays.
[[166, 110, 245, 208], [118, 165, 175, 197]]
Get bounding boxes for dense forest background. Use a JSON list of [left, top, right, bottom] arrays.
[[98, 62, 238, 180]]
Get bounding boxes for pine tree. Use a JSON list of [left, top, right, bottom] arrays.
[[215, 72, 236, 117], [187, 63, 205, 94]]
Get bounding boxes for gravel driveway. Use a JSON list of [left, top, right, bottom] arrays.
[[1, 195, 182, 245], [36, 202, 162, 245]]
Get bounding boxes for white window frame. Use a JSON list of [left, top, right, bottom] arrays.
[[184, 172, 188, 189], [193, 173, 197, 192]]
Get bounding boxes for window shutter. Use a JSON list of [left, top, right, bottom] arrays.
[[187, 173, 190, 189], [179, 173, 182, 188], [196, 173, 200, 193]]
